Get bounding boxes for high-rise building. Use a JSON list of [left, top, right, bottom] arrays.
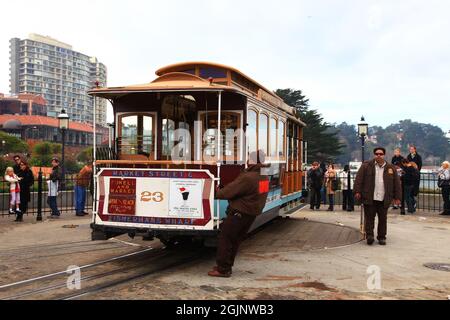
[[9, 34, 107, 126]]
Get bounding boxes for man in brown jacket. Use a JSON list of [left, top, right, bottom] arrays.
[[75, 163, 93, 216], [208, 150, 269, 277], [354, 147, 401, 245]]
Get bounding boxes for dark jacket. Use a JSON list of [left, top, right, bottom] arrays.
[[50, 165, 61, 182], [18, 169, 34, 203], [307, 168, 323, 189], [216, 164, 269, 216], [402, 165, 420, 186], [13, 164, 21, 175], [391, 155, 404, 167], [354, 159, 402, 208], [407, 153, 422, 171]]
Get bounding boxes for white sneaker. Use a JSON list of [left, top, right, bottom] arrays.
[[9, 209, 15, 215]]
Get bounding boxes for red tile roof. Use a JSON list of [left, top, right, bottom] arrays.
[[0, 115, 94, 133]]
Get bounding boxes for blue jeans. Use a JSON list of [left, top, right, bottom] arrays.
[[75, 185, 86, 214], [404, 185, 416, 213], [47, 196, 60, 216]]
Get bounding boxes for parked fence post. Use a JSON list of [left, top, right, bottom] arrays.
[[37, 168, 43, 221]]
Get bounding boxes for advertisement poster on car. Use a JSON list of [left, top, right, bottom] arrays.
[[169, 179, 203, 218]]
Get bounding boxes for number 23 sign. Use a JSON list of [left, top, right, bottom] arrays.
[[140, 191, 164, 202]]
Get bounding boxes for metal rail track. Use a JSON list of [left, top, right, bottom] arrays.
[[0, 244, 208, 300]]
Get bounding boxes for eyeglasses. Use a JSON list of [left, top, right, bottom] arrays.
[[375, 153, 385, 156]]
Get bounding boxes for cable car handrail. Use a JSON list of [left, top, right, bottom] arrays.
[[95, 159, 220, 166]]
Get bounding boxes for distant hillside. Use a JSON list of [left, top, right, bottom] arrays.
[[334, 120, 450, 166]]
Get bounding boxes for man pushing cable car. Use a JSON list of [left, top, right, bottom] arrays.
[[208, 150, 270, 278]]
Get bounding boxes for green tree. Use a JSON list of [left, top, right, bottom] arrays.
[[29, 142, 62, 167], [0, 131, 29, 155], [275, 89, 344, 162], [77, 147, 93, 163]]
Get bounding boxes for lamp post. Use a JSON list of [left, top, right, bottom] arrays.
[[357, 116, 368, 237], [58, 109, 70, 189], [358, 116, 368, 162]]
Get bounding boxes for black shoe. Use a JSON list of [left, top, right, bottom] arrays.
[[310, 207, 314, 210], [82, 211, 89, 215], [367, 237, 374, 245], [327, 207, 333, 211], [378, 239, 386, 245], [400, 211, 406, 215], [76, 213, 84, 217], [315, 207, 320, 210], [439, 212, 450, 215]]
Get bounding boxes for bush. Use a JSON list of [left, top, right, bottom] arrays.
[[0, 131, 29, 154], [30, 142, 62, 167]]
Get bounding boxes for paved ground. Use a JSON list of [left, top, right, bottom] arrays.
[[0, 207, 449, 300]]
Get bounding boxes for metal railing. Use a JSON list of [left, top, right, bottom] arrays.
[[307, 171, 444, 212], [1, 170, 92, 218]]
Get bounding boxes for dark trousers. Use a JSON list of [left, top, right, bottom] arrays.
[[47, 196, 60, 216], [328, 194, 334, 209], [321, 187, 327, 204], [19, 201, 28, 214], [404, 184, 416, 213], [400, 182, 406, 213], [364, 201, 388, 240], [310, 187, 321, 208], [442, 187, 450, 213], [343, 190, 354, 211], [216, 210, 256, 273]]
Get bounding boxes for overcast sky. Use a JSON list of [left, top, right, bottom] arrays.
[[1, 0, 449, 131]]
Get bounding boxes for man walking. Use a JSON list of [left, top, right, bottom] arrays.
[[75, 163, 93, 216], [208, 150, 269, 277], [307, 162, 323, 210], [47, 157, 61, 218], [354, 147, 401, 245]]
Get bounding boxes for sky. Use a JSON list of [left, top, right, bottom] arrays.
[[1, 0, 449, 131]]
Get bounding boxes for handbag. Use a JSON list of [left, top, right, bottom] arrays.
[[331, 178, 340, 191], [438, 177, 450, 188]]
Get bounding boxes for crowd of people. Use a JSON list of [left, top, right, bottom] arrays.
[[307, 145, 450, 216], [307, 145, 450, 245], [3, 155, 92, 221]]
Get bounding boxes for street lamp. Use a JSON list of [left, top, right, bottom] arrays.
[[358, 116, 368, 162], [58, 109, 70, 189]]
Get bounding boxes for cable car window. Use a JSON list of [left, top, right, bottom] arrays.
[[259, 113, 268, 156], [118, 114, 154, 156], [161, 95, 196, 159], [247, 110, 257, 155], [199, 67, 227, 79], [200, 111, 241, 160], [278, 120, 285, 158], [270, 117, 277, 158]]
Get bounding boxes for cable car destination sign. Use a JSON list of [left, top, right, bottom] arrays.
[[96, 169, 214, 226]]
